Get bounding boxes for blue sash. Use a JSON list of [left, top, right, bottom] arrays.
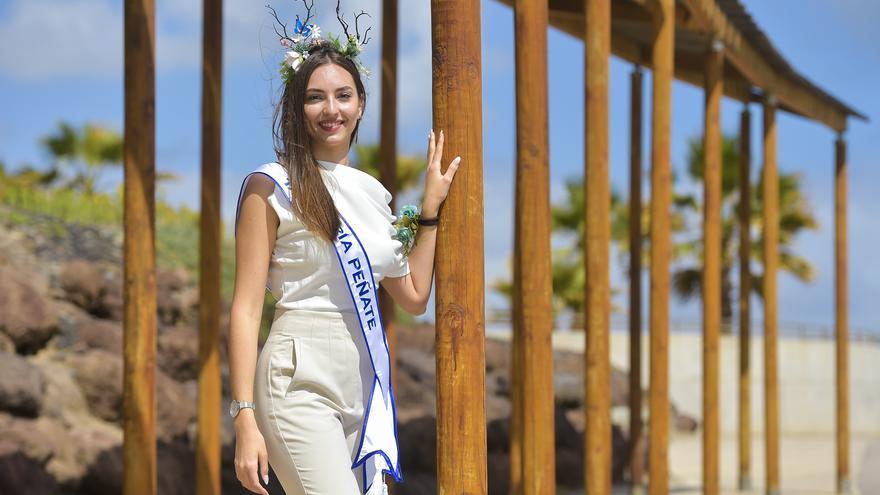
[[235, 163, 403, 494]]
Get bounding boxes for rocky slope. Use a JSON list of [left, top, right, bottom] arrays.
[[0, 208, 695, 494]]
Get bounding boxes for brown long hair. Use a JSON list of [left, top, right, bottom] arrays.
[[272, 43, 367, 243]]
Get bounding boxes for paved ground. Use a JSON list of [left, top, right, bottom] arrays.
[[562, 433, 880, 494], [657, 431, 880, 494], [488, 330, 880, 494]]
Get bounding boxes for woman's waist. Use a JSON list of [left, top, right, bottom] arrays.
[[269, 307, 359, 339]]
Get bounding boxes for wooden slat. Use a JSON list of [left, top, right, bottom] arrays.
[[511, 0, 556, 491], [379, 1, 399, 489], [835, 135, 850, 494], [737, 105, 753, 492], [123, 0, 157, 492], [584, 0, 612, 492], [762, 98, 780, 495], [196, 0, 223, 493], [648, 1, 674, 493], [628, 66, 645, 491], [430, 0, 487, 493], [702, 41, 723, 495]]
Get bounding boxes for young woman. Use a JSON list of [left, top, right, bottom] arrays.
[[228, 33, 461, 495]]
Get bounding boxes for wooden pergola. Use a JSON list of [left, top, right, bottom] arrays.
[[119, 0, 864, 494]]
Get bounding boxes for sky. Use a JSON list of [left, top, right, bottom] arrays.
[[1, 0, 878, 335]]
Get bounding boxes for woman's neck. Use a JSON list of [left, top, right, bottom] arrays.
[[311, 143, 350, 166]]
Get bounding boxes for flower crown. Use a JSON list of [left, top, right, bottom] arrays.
[[267, 0, 373, 85]]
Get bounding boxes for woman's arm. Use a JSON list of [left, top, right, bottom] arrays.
[[381, 129, 460, 315], [228, 174, 278, 430], [381, 220, 437, 315]]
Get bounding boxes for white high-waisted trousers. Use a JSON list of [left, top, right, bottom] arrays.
[[254, 308, 372, 494]]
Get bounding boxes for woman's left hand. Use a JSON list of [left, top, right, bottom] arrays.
[[422, 129, 461, 217]]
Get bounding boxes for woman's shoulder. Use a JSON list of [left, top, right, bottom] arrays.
[[240, 161, 290, 199]]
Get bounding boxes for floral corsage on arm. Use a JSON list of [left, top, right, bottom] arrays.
[[392, 205, 420, 257]]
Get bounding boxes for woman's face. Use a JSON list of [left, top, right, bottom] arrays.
[[303, 63, 364, 152]]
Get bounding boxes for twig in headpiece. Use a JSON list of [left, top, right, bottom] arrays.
[[267, 0, 317, 45], [297, 0, 316, 28], [354, 11, 372, 46], [266, 4, 295, 45], [335, 0, 371, 47]]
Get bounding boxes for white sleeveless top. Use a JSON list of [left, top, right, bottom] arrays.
[[236, 160, 410, 314]]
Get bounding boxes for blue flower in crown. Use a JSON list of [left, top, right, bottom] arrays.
[[293, 15, 319, 40]]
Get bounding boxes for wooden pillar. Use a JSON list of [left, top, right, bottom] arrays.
[[379, 0, 399, 383], [628, 66, 644, 492], [835, 134, 849, 494], [762, 97, 780, 495], [737, 105, 753, 492], [584, 0, 611, 492], [430, 0, 487, 493], [196, 0, 222, 494], [702, 40, 723, 495], [511, 0, 555, 492], [648, 1, 674, 493], [123, 0, 157, 493]]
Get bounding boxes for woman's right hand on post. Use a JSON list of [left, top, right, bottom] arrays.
[[234, 418, 270, 495]]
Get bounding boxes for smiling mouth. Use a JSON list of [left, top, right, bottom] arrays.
[[319, 121, 343, 132]]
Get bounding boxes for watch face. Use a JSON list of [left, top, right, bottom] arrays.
[[229, 401, 239, 417]]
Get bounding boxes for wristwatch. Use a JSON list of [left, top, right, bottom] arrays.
[[229, 399, 256, 418]]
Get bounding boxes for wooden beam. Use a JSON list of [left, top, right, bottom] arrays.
[[679, 0, 849, 131], [378, 0, 399, 441], [123, 0, 157, 493], [430, 0, 487, 493], [196, 0, 222, 493], [628, 65, 645, 491], [584, 0, 611, 492], [498, 0, 855, 130], [702, 40, 723, 495], [539, 9, 752, 104], [512, 0, 555, 492], [648, 1, 674, 494], [737, 105, 753, 492], [762, 98, 780, 495], [835, 135, 850, 494]]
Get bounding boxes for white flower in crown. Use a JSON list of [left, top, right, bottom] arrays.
[[284, 50, 307, 71]]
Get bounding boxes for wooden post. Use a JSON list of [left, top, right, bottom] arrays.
[[835, 134, 850, 494], [430, 1, 487, 493], [196, 0, 222, 493], [762, 97, 780, 495], [648, 1, 674, 494], [737, 106, 753, 492], [379, 0, 399, 383], [512, 0, 555, 492], [702, 40, 723, 495], [584, 0, 611, 492], [123, 0, 157, 493], [628, 65, 645, 493]]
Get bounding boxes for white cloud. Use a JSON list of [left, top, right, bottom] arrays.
[[0, 0, 123, 79]]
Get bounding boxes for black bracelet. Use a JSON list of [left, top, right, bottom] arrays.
[[419, 215, 440, 226]]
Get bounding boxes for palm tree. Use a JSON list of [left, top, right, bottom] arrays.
[[41, 122, 123, 195], [353, 144, 426, 195], [672, 133, 818, 331], [491, 178, 629, 329]]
